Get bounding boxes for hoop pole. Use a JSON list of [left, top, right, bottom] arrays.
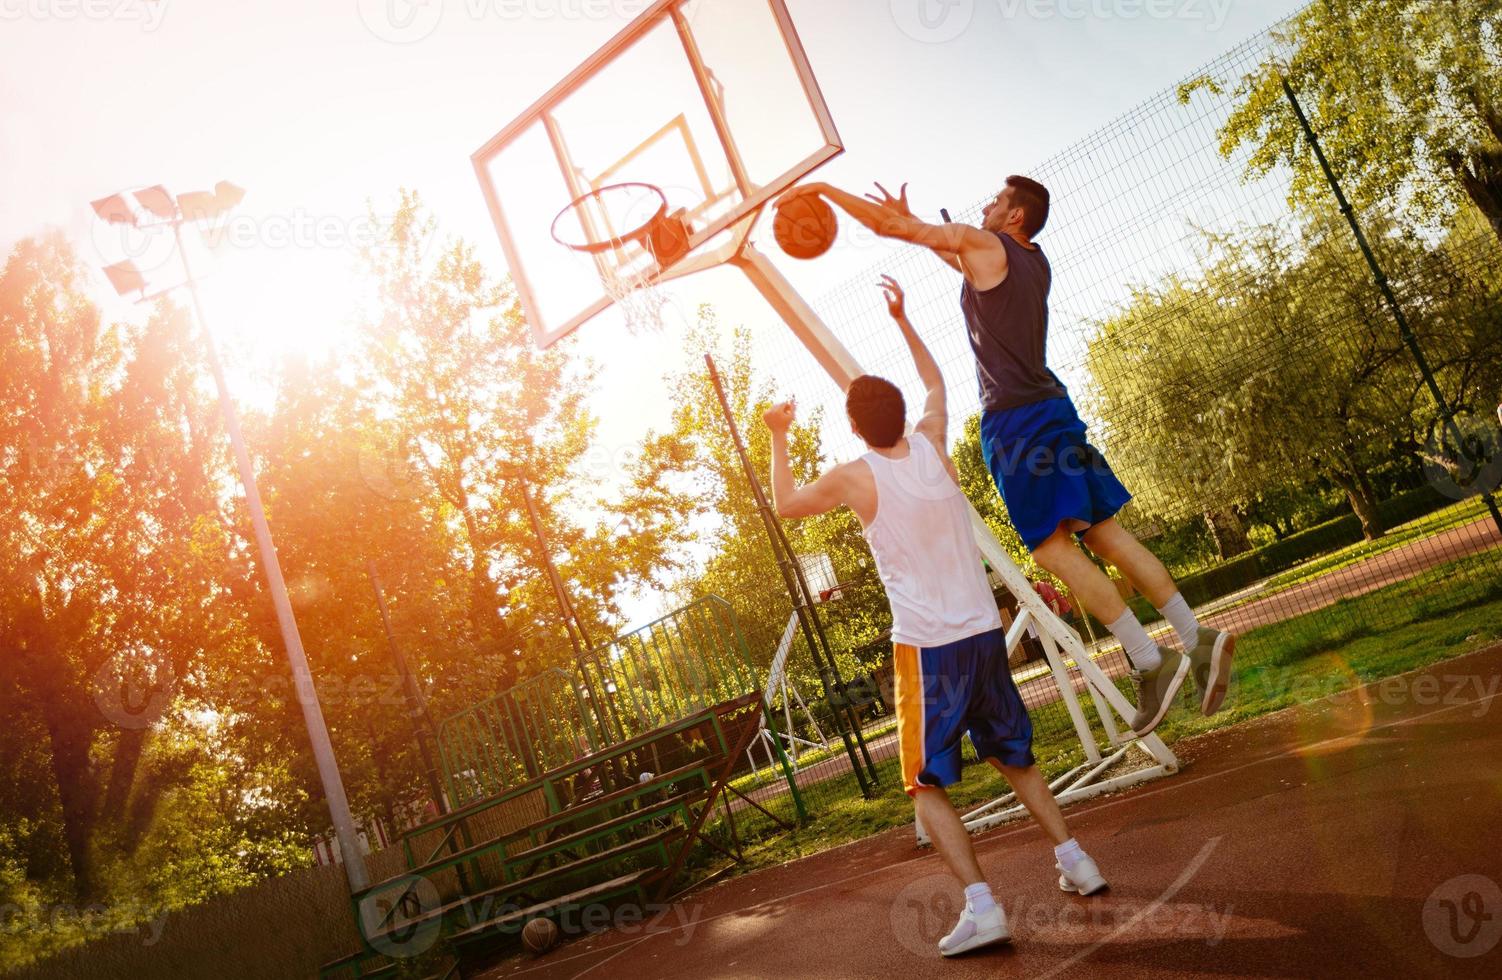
[[730, 244, 861, 388]]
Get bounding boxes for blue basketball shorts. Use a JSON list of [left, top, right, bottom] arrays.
[[980, 396, 1132, 552]]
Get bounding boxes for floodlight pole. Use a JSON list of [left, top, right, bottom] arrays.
[[1282, 79, 1502, 538], [169, 219, 371, 893]]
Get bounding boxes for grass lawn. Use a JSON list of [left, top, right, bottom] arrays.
[[699, 548, 1502, 875], [1214, 496, 1494, 613]]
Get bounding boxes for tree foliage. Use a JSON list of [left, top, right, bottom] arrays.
[[1188, 0, 1502, 245], [1085, 204, 1502, 542]]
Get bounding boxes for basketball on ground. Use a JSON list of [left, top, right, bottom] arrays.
[[774, 195, 838, 259], [522, 916, 559, 955]]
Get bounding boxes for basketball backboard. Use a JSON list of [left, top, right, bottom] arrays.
[[472, 0, 842, 348], [796, 552, 838, 602]]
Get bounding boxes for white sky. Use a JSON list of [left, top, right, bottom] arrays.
[[1, 0, 1306, 624]]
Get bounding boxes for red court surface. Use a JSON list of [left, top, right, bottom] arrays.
[[476, 643, 1502, 979]]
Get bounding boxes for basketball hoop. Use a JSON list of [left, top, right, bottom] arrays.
[[551, 182, 692, 335]]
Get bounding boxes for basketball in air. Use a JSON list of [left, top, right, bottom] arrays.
[[521, 916, 560, 955], [774, 195, 838, 259]]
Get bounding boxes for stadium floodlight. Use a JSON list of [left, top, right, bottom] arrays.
[[133, 185, 177, 220], [101, 260, 147, 298], [88, 181, 371, 895], [176, 181, 244, 221], [90, 193, 137, 226]]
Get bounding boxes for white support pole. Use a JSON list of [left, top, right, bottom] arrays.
[[175, 226, 369, 894], [730, 244, 862, 390]]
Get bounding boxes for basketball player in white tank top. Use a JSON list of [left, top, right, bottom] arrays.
[[763, 277, 1108, 959]]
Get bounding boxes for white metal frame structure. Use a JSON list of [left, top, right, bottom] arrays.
[[745, 613, 831, 777], [472, 0, 1178, 844]]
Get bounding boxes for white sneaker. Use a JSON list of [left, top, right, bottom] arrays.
[[1056, 856, 1108, 896], [938, 903, 1010, 957]]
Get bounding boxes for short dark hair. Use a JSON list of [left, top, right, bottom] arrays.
[[1006, 175, 1050, 237], [846, 375, 905, 449]]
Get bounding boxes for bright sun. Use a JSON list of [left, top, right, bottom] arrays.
[[196, 228, 366, 368]]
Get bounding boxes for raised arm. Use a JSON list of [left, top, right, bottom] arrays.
[[781, 181, 1006, 288], [763, 401, 849, 519], [866, 182, 962, 274], [879, 276, 947, 449]]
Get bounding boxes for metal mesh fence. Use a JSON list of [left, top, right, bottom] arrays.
[[719, 16, 1502, 831]]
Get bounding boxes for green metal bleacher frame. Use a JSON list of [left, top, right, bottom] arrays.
[[321, 596, 802, 979]]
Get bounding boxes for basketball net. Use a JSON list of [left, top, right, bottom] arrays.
[[600, 260, 668, 336]]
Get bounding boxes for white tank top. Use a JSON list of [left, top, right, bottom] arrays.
[[859, 433, 1002, 647]]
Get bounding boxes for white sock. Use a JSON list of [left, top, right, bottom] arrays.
[[963, 881, 996, 916], [1054, 837, 1086, 873], [1158, 592, 1200, 650], [1107, 608, 1161, 671]]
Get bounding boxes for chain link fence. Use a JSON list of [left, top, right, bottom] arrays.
[[718, 12, 1502, 837]]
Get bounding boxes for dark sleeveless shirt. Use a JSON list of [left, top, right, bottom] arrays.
[[960, 232, 1067, 412]]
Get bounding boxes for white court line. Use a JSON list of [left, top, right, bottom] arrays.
[[1035, 837, 1222, 980], [567, 935, 649, 980], [496, 685, 1502, 978]]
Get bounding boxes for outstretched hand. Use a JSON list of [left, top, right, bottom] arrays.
[[878, 274, 906, 319], [762, 399, 797, 434], [865, 181, 913, 220]]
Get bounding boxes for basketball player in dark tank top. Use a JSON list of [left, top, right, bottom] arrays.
[[778, 176, 1237, 736]]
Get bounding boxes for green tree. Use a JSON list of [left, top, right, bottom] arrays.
[[1084, 208, 1439, 542], [347, 192, 696, 693], [1190, 0, 1502, 245], [0, 236, 239, 900], [236, 192, 702, 831]]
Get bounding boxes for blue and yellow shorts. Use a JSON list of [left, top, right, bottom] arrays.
[[894, 628, 1035, 796]]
